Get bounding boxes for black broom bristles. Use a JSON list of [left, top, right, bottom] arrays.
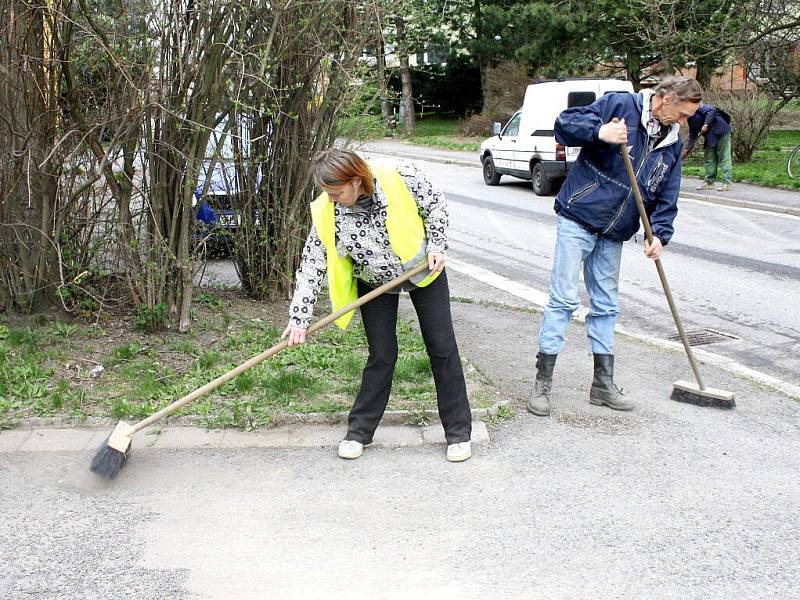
[[89, 437, 130, 479], [670, 387, 736, 409]]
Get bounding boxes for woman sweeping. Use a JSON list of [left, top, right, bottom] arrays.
[[282, 149, 472, 462]]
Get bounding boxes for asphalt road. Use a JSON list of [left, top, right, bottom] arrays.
[[3, 279, 800, 599], [361, 152, 800, 387]]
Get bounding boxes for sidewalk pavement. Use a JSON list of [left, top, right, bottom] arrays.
[[2, 268, 799, 599], [0, 421, 490, 454], [357, 138, 800, 217]]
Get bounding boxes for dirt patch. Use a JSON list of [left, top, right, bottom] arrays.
[[553, 410, 641, 435]]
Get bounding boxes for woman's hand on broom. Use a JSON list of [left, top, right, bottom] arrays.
[[428, 252, 446, 273], [281, 323, 307, 347]]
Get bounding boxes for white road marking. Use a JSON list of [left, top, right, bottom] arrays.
[[448, 258, 800, 400], [678, 196, 800, 221]]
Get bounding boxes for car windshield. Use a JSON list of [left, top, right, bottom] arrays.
[[503, 113, 521, 136]]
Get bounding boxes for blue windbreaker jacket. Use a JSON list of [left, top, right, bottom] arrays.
[[554, 90, 683, 244], [687, 103, 731, 149]]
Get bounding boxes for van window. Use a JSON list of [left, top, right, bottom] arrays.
[[567, 91, 596, 108], [503, 113, 521, 137]]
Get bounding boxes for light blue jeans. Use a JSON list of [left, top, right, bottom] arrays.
[[538, 215, 623, 355]]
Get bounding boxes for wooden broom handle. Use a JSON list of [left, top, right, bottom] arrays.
[[619, 145, 705, 390], [132, 261, 431, 432]]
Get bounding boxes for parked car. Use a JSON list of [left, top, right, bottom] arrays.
[[193, 161, 239, 255], [479, 77, 634, 196], [193, 161, 261, 256]]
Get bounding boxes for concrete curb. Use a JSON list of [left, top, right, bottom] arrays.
[[2, 401, 508, 431], [0, 420, 491, 453], [362, 145, 475, 169], [678, 190, 800, 217], [0, 399, 510, 453]]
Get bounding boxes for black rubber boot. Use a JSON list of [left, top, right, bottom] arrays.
[[525, 352, 557, 416], [589, 354, 634, 411]]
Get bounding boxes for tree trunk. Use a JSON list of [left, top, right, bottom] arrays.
[[479, 62, 491, 112], [0, 0, 60, 312], [474, 0, 493, 113], [625, 52, 642, 88], [377, 34, 391, 122], [399, 56, 415, 134], [695, 56, 715, 89], [394, 16, 415, 135]]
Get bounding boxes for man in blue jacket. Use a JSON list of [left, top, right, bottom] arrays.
[[684, 102, 733, 192], [527, 76, 703, 417]]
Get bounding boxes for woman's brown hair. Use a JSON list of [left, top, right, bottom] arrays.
[[312, 149, 375, 197]]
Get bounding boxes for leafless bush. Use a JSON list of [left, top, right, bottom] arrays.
[[482, 61, 529, 119], [1, 1, 59, 311], [707, 89, 782, 162], [460, 61, 528, 137], [461, 114, 496, 137], [227, 1, 372, 301], [2, 0, 375, 328]]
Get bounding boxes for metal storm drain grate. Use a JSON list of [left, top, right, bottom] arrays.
[[667, 328, 739, 346]]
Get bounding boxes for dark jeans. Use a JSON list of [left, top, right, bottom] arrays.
[[346, 269, 472, 445]]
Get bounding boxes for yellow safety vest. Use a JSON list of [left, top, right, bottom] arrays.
[[309, 161, 441, 329]]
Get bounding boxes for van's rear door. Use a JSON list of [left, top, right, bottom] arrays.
[[564, 89, 599, 160]]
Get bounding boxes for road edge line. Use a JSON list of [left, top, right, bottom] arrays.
[[447, 258, 800, 400]]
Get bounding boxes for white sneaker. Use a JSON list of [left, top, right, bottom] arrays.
[[446, 441, 472, 462], [337, 440, 364, 459], [695, 181, 714, 190]]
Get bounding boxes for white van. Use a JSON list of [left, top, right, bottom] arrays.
[[479, 78, 634, 195]]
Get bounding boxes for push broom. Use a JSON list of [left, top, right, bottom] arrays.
[[90, 261, 430, 479], [620, 144, 735, 408]]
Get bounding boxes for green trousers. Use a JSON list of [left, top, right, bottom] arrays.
[[703, 132, 733, 184]]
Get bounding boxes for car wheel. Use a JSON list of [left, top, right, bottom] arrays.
[[531, 163, 552, 196], [483, 157, 501, 186]]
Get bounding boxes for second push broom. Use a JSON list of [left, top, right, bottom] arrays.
[[90, 261, 431, 479], [619, 144, 735, 408]]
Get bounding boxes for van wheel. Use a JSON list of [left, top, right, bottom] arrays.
[[483, 157, 501, 186], [531, 163, 552, 196]]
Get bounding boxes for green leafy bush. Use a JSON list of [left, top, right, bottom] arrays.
[[134, 302, 169, 333]]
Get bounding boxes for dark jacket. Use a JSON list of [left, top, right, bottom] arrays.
[[687, 103, 731, 149], [554, 90, 683, 245]]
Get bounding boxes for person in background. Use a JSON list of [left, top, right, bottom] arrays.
[[684, 101, 733, 192], [282, 149, 473, 462], [526, 76, 702, 418]]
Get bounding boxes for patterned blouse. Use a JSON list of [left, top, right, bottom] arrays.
[[288, 160, 448, 329]]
